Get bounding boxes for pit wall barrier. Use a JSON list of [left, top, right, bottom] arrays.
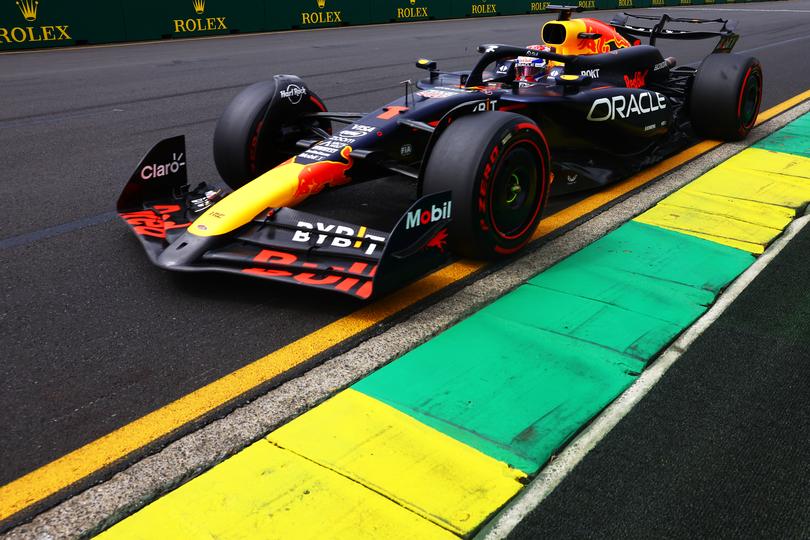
[[0, 0, 776, 51]]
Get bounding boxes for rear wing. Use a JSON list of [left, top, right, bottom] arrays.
[[609, 12, 739, 52]]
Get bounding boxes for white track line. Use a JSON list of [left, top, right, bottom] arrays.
[[478, 210, 810, 539]]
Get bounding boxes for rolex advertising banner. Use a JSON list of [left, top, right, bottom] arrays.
[[122, 0, 264, 42], [369, 0, 453, 24], [284, 0, 372, 29], [0, 0, 125, 50], [454, 0, 507, 17]]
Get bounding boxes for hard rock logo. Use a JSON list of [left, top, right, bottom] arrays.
[[173, 0, 228, 34], [301, 0, 343, 25], [1, 0, 71, 46]]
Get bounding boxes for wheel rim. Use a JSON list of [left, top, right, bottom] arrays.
[[739, 70, 761, 129], [489, 143, 543, 240]]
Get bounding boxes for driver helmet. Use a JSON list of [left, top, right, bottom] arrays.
[[516, 44, 551, 83]]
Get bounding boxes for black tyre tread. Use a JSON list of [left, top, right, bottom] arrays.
[[213, 80, 278, 189], [690, 53, 762, 141]]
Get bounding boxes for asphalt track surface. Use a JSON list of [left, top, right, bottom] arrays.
[[508, 214, 810, 540], [1, 0, 809, 524]]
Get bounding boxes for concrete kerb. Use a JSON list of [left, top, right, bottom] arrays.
[[6, 100, 809, 540]]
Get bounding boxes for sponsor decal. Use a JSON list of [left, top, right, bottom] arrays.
[[120, 205, 190, 239], [299, 124, 374, 161], [397, 0, 429, 20], [295, 145, 355, 196], [651, 0, 665, 6], [587, 91, 668, 122], [417, 89, 458, 99], [549, 68, 562, 77], [173, 0, 228, 34], [576, 21, 631, 55], [624, 69, 648, 89], [566, 174, 578, 185], [0, 0, 71, 46], [405, 201, 452, 230], [426, 228, 449, 253], [291, 222, 386, 256], [280, 83, 307, 104], [471, 0, 497, 15], [530, 2, 551, 13], [301, 0, 342, 25], [581, 68, 600, 79], [578, 0, 595, 8], [680, 0, 691, 4], [618, 0, 633, 6], [472, 100, 499, 112], [400, 144, 413, 157], [654, 61, 668, 72], [244, 250, 376, 299], [140, 152, 186, 180]]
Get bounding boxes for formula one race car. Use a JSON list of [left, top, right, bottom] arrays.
[[118, 6, 762, 299]]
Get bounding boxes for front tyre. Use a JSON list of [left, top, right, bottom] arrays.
[[422, 112, 551, 259], [690, 54, 763, 141], [213, 76, 329, 190]]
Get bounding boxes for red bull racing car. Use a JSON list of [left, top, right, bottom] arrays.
[[118, 6, 762, 299]]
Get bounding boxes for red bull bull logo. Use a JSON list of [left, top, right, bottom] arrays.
[[295, 145, 355, 198]]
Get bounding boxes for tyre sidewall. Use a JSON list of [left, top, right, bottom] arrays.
[[213, 77, 327, 190], [690, 54, 763, 141], [423, 112, 550, 259]]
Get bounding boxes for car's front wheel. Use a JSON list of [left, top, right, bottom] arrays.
[[421, 112, 551, 259], [213, 76, 330, 190]]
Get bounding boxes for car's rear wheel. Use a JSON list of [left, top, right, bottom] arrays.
[[689, 53, 763, 141], [421, 112, 551, 259], [213, 77, 330, 190]]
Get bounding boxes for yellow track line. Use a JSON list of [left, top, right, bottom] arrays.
[[0, 91, 806, 525]]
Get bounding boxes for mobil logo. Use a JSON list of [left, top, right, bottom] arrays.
[[405, 201, 452, 230]]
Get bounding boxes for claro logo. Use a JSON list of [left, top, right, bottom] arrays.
[[140, 152, 186, 180], [0, 0, 72, 46], [405, 201, 452, 230], [587, 92, 667, 122]]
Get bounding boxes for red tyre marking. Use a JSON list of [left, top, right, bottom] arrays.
[[487, 138, 547, 241], [309, 96, 327, 112], [737, 66, 760, 132]]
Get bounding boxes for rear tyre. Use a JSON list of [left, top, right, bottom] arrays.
[[213, 78, 329, 190], [422, 112, 551, 259], [690, 53, 762, 141]]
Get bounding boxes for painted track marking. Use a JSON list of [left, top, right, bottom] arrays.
[[0, 91, 807, 527]]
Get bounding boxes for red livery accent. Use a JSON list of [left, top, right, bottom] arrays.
[[426, 228, 449, 252], [624, 69, 648, 89], [243, 249, 375, 298], [120, 205, 189, 239], [295, 145, 354, 197]]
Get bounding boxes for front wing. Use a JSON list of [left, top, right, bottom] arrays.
[[117, 137, 453, 299]]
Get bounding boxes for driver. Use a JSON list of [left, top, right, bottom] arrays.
[[515, 44, 552, 84]]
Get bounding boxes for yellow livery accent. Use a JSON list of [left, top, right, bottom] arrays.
[[268, 389, 527, 536], [190, 161, 305, 237], [97, 440, 456, 540]]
